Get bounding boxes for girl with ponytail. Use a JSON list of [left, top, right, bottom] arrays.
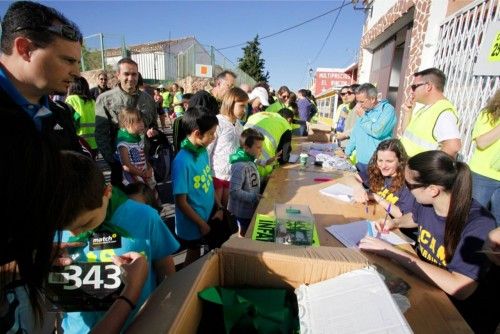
[[359, 150, 498, 333]]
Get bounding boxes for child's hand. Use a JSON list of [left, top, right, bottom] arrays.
[[353, 188, 369, 204], [212, 208, 224, 221], [51, 242, 86, 266], [199, 222, 211, 236]]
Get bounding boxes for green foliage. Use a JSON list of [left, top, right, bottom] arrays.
[[238, 35, 270, 83], [81, 45, 103, 71]]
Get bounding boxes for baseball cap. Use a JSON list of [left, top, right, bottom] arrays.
[[248, 87, 269, 106], [158, 84, 164, 89]]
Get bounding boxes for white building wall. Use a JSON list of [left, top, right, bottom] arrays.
[[418, 0, 448, 70], [366, 0, 398, 30]]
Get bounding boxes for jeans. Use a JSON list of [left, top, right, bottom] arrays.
[[471, 172, 500, 226]]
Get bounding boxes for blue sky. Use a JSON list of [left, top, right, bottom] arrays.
[[0, 1, 366, 91]]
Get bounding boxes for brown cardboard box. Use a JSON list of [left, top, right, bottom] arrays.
[[307, 128, 332, 143], [128, 238, 369, 333]]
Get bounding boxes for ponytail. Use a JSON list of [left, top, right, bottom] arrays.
[[408, 151, 472, 263], [444, 161, 472, 263]]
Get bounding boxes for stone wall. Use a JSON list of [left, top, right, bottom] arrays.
[[359, 0, 431, 105]]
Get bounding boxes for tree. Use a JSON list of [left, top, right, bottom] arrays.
[[238, 35, 270, 83]]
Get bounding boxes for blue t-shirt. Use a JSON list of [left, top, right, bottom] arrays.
[[359, 171, 416, 215], [172, 148, 215, 240], [61, 200, 179, 334], [413, 199, 495, 280]]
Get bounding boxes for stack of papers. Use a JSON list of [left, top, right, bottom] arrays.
[[319, 183, 354, 202], [325, 220, 410, 248], [295, 267, 413, 334]]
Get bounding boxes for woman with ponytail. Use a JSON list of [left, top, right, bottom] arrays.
[[359, 150, 498, 333]]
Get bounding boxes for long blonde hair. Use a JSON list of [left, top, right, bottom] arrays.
[[485, 89, 500, 125], [220, 87, 248, 118]]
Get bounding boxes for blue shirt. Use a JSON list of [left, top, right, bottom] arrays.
[[359, 171, 416, 215], [345, 99, 396, 164], [61, 200, 179, 334], [297, 98, 312, 121], [413, 199, 495, 280], [172, 148, 215, 240], [0, 65, 51, 131]]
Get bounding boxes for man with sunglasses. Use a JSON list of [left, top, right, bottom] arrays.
[[400, 67, 461, 158], [265, 86, 292, 113]]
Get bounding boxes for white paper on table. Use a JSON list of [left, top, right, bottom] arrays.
[[295, 267, 413, 334], [319, 183, 354, 202], [289, 153, 299, 163], [325, 220, 411, 248]]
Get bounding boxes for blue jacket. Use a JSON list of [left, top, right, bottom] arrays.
[[345, 99, 396, 164]]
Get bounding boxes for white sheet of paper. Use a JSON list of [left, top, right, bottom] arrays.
[[325, 220, 410, 248], [296, 267, 413, 334], [319, 183, 354, 202]]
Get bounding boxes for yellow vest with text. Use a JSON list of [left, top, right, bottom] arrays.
[[65, 95, 97, 149], [245, 112, 292, 178], [401, 99, 458, 157]]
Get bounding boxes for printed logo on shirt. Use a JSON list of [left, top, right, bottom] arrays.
[[377, 187, 399, 205], [193, 165, 213, 193], [53, 123, 64, 130], [89, 232, 121, 251], [417, 225, 447, 266]]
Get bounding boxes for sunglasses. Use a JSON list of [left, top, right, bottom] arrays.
[[410, 82, 428, 91], [14, 24, 82, 43], [405, 180, 427, 190], [340, 91, 353, 96]]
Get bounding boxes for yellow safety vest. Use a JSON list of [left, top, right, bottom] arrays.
[[400, 99, 458, 157], [65, 95, 97, 149], [245, 112, 292, 178], [161, 91, 172, 108]]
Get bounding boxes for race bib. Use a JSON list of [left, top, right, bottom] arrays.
[[46, 262, 123, 311]]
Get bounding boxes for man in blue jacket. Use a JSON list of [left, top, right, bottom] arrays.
[[344, 83, 396, 175]]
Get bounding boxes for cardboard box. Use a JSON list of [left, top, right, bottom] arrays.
[[307, 128, 332, 142], [128, 238, 369, 333]]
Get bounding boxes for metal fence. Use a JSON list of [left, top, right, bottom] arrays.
[[82, 34, 256, 87], [434, 0, 499, 162]]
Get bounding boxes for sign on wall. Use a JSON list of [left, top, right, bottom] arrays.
[[473, 21, 500, 76], [195, 64, 213, 78]]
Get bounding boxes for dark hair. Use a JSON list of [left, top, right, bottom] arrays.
[[340, 85, 350, 91], [240, 128, 264, 148], [215, 70, 237, 85], [1, 1, 82, 54], [123, 182, 161, 212], [277, 86, 291, 96], [117, 57, 138, 70], [188, 90, 219, 115], [408, 150, 472, 263], [414, 67, 446, 92], [2, 111, 66, 323], [182, 105, 219, 135], [348, 84, 360, 109], [137, 72, 144, 87], [278, 108, 294, 120], [298, 89, 308, 96], [367, 139, 408, 194], [182, 93, 194, 102], [59, 151, 106, 226], [68, 76, 92, 102]]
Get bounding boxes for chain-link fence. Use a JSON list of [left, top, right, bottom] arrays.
[[82, 34, 257, 87]]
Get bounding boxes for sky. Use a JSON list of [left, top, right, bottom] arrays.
[[0, 0, 366, 91]]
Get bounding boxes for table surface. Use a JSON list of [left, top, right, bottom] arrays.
[[245, 142, 472, 333]]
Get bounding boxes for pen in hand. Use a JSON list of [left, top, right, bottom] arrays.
[[380, 203, 391, 236]]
